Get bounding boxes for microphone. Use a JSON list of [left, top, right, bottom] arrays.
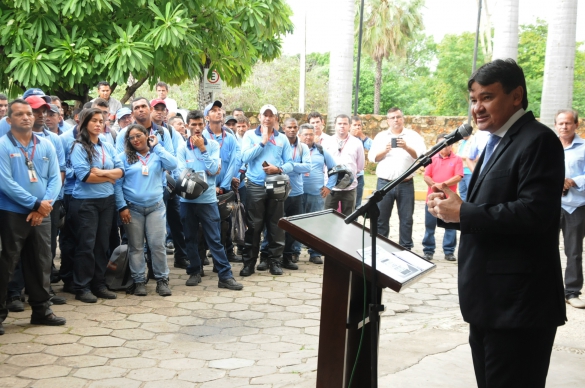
[[422, 124, 472, 158]]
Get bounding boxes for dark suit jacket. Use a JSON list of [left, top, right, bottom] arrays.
[[441, 111, 567, 329]]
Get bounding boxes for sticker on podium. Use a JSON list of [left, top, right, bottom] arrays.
[[357, 246, 433, 283]]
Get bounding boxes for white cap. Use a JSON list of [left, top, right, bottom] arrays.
[[259, 104, 278, 115]]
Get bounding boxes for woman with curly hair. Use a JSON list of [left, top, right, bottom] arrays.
[[69, 108, 124, 303], [115, 124, 177, 296]]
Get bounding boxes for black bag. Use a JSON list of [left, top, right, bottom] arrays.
[[231, 192, 246, 246]]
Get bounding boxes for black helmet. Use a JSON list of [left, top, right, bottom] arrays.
[[328, 164, 354, 190], [217, 191, 236, 219], [165, 172, 179, 196], [265, 174, 291, 201], [177, 168, 209, 200]]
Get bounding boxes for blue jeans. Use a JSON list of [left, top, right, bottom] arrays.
[[423, 204, 456, 255], [125, 200, 169, 283], [459, 173, 472, 202], [180, 202, 234, 281], [302, 193, 325, 258], [377, 178, 414, 249], [163, 191, 187, 261], [355, 174, 365, 208]]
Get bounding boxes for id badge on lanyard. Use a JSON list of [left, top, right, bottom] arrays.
[[21, 135, 38, 183]]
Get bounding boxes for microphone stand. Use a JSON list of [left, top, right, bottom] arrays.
[[344, 142, 449, 387]]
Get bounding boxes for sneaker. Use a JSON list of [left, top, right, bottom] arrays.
[[309, 256, 323, 265], [166, 241, 175, 255], [444, 254, 456, 261], [218, 278, 244, 291], [156, 279, 172, 296], [7, 296, 24, 312], [75, 292, 97, 303], [134, 282, 147, 296], [424, 253, 434, 261], [566, 296, 585, 309], [186, 273, 202, 286]]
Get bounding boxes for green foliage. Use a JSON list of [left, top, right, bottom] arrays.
[[0, 0, 293, 102], [517, 19, 547, 80]]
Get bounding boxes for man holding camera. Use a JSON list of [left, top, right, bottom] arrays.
[[368, 107, 426, 249]]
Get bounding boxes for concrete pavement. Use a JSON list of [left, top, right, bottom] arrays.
[[0, 201, 583, 387]]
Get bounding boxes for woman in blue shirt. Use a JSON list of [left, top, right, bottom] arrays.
[[69, 108, 124, 303], [115, 124, 177, 297]]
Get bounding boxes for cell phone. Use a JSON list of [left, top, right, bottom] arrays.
[[262, 161, 269, 167], [391, 138, 398, 148]]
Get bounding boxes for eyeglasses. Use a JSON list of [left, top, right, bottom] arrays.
[[128, 134, 145, 141], [387, 115, 403, 121]]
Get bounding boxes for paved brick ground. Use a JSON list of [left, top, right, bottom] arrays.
[[0, 202, 583, 387]]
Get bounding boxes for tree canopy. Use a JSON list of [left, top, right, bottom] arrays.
[[0, 0, 293, 103]]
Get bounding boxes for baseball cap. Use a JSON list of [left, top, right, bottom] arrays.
[[25, 96, 51, 110], [48, 104, 60, 114], [259, 104, 278, 115], [150, 98, 167, 108], [22, 88, 51, 103], [204, 100, 223, 117], [224, 115, 237, 124], [116, 107, 132, 120]]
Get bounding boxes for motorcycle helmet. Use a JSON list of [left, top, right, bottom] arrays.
[[265, 174, 291, 201], [177, 168, 209, 200], [328, 164, 354, 190]]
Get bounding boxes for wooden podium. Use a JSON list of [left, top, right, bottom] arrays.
[[278, 210, 435, 388]]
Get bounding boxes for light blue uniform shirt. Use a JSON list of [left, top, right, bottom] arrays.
[[241, 127, 294, 186], [303, 143, 337, 196], [0, 132, 61, 214], [0, 117, 10, 137], [288, 139, 311, 197], [203, 125, 240, 191], [59, 121, 73, 133], [356, 136, 371, 177], [562, 135, 585, 213], [116, 122, 175, 156], [114, 144, 178, 210], [177, 137, 221, 204], [70, 139, 123, 199], [35, 128, 66, 200], [235, 133, 247, 189]]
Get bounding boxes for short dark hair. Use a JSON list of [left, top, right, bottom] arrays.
[[131, 97, 150, 110], [387, 107, 402, 115], [554, 109, 579, 124], [186, 110, 205, 123], [168, 116, 183, 125], [7, 99, 30, 117], [437, 133, 447, 142], [50, 95, 61, 103], [97, 81, 110, 89], [233, 108, 244, 113], [335, 114, 350, 124], [72, 108, 82, 117], [83, 101, 93, 109], [351, 115, 361, 123], [307, 111, 324, 122], [284, 117, 297, 126], [0, 93, 8, 101], [236, 115, 250, 126], [92, 98, 109, 108], [468, 59, 528, 110], [155, 81, 169, 90], [299, 123, 315, 133]]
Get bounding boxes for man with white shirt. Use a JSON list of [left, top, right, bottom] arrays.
[[156, 82, 178, 119], [322, 114, 365, 216], [368, 107, 426, 249], [307, 111, 330, 145]]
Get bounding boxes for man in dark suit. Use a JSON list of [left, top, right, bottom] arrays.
[[428, 59, 566, 388]]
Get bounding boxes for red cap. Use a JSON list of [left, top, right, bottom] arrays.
[[150, 98, 167, 108], [25, 96, 51, 110]]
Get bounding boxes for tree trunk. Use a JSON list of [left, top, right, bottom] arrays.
[[120, 76, 149, 104], [540, 0, 578, 128], [374, 57, 382, 115], [492, 0, 519, 61], [326, 0, 355, 133]]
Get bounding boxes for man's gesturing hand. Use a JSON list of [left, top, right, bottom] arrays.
[[427, 183, 463, 223]]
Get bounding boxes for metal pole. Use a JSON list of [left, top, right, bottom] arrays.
[[468, 0, 483, 125], [353, 0, 366, 115]]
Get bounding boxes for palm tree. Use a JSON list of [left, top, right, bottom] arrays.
[[327, 0, 356, 131], [491, 0, 519, 60], [540, 0, 578, 128], [359, 0, 423, 114]]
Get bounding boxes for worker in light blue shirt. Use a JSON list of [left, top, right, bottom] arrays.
[[114, 124, 177, 297], [0, 99, 65, 331], [239, 104, 294, 277], [67, 108, 124, 303], [556, 109, 585, 309], [299, 123, 337, 264], [351, 116, 371, 208], [176, 110, 243, 291]]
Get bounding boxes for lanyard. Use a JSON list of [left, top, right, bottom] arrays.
[[207, 127, 226, 148], [100, 144, 106, 168], [137, 153, 150, 166], [268, 134, 276, 146], [292, 144, 297, 160], [336, 137, 349, 154], [19, 134, 37, 165]]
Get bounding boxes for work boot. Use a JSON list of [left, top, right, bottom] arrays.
[[269, 258, 283, 276], [156, 278, 172, 296], [133, 282, 147, 296], [7, 296, 24, 312], [282, 256, 298, 270], [240, 259, 256, 277], [291, 254, 300, 263], [173, 258, 190, 269], [256, 255, 269, 271], [227, 250, 242, 263]]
